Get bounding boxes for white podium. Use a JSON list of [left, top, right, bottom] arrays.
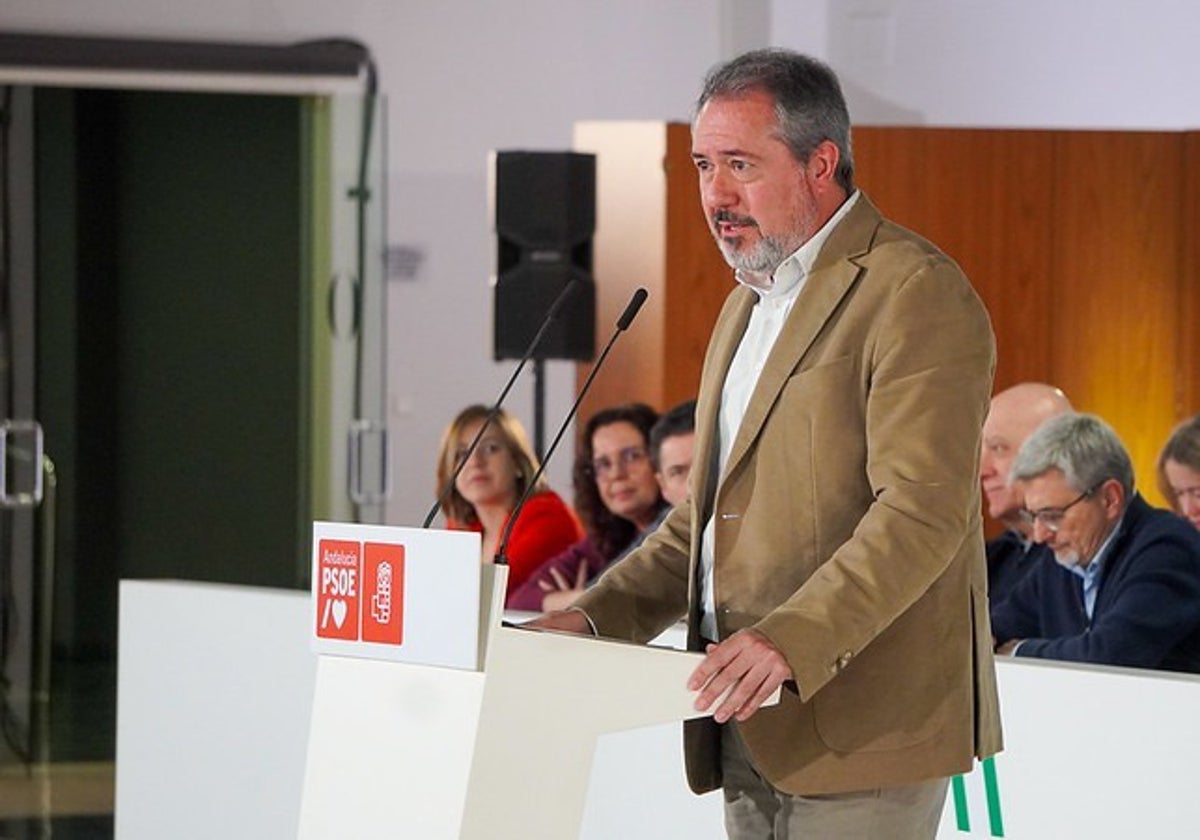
[[298, 527, 729, 840]]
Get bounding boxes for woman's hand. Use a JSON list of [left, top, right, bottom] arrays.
[[538, 563, 588, 612]]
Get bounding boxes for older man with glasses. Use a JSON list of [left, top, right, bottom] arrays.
[[991, 412, 1200, 672]]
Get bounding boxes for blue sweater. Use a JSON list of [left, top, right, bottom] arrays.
[[991, 494, 1200, 673]]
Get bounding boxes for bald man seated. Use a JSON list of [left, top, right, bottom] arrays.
[[980, 383, 1072, 607]]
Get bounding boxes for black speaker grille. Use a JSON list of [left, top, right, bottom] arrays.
[[493, 151, 596, 361]]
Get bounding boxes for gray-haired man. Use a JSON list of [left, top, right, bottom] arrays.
[[992, 412, 1200, 671]]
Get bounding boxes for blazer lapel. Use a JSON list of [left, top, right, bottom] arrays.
[[720, 196, 882, 484]]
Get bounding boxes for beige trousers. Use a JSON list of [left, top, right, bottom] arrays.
[[720, 725, 949, 840]]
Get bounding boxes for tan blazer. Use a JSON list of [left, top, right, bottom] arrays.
[[575, 194, 1002, 795]]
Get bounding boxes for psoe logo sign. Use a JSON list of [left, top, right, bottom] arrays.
[[362, 542, 405, 646], [316, 539, 361, 641]]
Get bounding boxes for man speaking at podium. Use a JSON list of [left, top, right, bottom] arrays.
[[532, 49, 1000, 839]]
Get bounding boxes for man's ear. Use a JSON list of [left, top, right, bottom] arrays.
[[1100, 478, 1125, 518], [805, 139, 841, 185]]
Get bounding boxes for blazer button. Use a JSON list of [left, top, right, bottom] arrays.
[[836, 652, 853, 670]]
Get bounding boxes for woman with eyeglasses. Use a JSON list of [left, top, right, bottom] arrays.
[[435, 405, 583, 603], [1157, 414, 1200, 531], [507, 403, 668, 612]]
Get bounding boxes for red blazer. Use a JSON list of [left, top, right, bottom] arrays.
[[450, 491, 583, 602]]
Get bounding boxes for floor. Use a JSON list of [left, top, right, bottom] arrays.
[[0, 658, 116, 840], [0, 763, 114, 839]]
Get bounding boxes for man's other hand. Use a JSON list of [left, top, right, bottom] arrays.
[[687, 628, 792, 723]]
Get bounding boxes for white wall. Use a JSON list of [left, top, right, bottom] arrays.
[[774, 0, 1200, 129], [5, 0, 769, 524], [369, 2, 747, 523], [14, 0, 1196, 526]]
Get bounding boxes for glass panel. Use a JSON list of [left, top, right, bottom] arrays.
[[1, 86, 38, 768], [1, 73, 384, 834], [21, 83, 325, 777], [309, 92, 388, 527]]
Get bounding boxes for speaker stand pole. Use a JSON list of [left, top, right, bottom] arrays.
[[532, 357, 546, 461]]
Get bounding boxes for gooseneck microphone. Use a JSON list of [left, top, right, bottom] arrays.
[[421, 277, 579, 529], [495, 287, 648, 565]]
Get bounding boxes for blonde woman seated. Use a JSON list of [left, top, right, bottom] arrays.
[[436, 405, 583, 605], [1158, 414, 1200, 531]]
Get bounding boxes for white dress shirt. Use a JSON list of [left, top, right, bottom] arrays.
[[699, 191, 860, 640]]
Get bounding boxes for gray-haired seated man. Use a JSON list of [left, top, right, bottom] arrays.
[[991, 412, 1200, 672]]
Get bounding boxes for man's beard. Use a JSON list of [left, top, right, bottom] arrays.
[[715, 223, 794, 275], [711, 195, 815, 276], [1053, 549, 1082, 570]]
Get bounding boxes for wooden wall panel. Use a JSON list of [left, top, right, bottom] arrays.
[[575, 122, 728, 428], [852, 128, 1056, 393], [580, 125, 1195, 508], [662, 123, 729, 409], [1049, 132, 1182, 504], [573, 122, 669, 424], [856, 128, 1187, 506], [1179, 132, 1200, 422]]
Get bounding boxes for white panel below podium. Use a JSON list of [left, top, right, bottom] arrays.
[[585, 724, 724, 839], [115, 581, 316, 840], [299, 655, 487, 838], [116, 580, 1200, 839]]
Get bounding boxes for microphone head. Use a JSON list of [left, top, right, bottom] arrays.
[[617, 287, 649, 331]]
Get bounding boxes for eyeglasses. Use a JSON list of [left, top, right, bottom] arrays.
[[452, 438, 506, 465], [1019, 486, 1097, 533], [589, 445, 648, 479]]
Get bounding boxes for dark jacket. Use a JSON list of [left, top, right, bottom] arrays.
[[991, 494, 1200, 673], [986, 529, 1048, 609]]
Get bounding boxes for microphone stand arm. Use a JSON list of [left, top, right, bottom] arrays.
[[495, 321, 627, 566]]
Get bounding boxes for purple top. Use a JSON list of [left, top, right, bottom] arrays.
[[506, 536, 607, 611], [506, 504, 670, 612]]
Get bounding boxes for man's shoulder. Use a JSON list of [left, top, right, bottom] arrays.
[[1099, 498, 1200, 595], [1121, 497, 1200, 556], [865, 216, 963, 277], [822, 193, 972, 294], [837, 192, 953, 260]]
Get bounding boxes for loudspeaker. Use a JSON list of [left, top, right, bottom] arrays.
[[492, 151, 596, 361]]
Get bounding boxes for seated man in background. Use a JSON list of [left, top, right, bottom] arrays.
[[992, 412, 1200, 673], [649, 398, 696, 508], [980, 383, 1073, 607]]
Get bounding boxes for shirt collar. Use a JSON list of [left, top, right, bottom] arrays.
[[735, 190, 860, 302]]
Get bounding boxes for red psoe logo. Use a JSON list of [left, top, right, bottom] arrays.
[[316, 539, 361, 640], [362, 542, 405, 646]]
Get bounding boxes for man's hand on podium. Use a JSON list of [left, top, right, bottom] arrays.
[[687, 629, 793, 724], [522, 608, 596, 636]]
